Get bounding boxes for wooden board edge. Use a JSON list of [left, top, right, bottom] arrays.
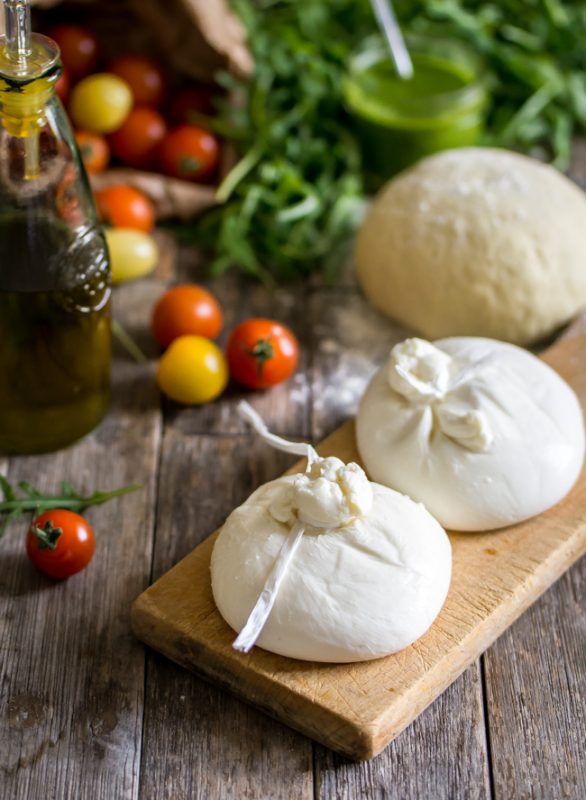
[[130, 520, 586, 760], [369, 523, 586, 756], [130, 595, 377, 760]]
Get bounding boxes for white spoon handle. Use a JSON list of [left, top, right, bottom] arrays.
[[370, 0, 414, 80]]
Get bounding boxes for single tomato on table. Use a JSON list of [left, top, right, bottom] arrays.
[[105, 228, 159, 284], [109, 54, 166, 107], [48, 24, 99, 80], [157, 335, 228, 405], [159, 125, 219, 181], [152, 284, 223, 348], [95, 185, 155, 232], [70, 73, 133, 134], [75, 130, 110, 174], [109, 107, 167, 169], [227, 319, 299, 390], [26, 510, 95, 579]]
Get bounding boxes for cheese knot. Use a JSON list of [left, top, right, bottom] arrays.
[[387, 338, 493, 453], [388, 338, 452, 402], [270, 457, 373, 528]]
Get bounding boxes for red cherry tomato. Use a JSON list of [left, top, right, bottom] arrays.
[[55, 67, 69, 102], [108, 54, 166, 108], [109, 107, 167, 169], [168, 85, 215, 123], [75, 130, 110, 174], [152, 284, 223, 348], [49, 24, 99, 80], [95, 185, 155, 232], [226, 319, 299, 390], [26, 510, 95, 579], [159, 125, 219, 182]]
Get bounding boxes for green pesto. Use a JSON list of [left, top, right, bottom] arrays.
[[345, 50, 488, 186]]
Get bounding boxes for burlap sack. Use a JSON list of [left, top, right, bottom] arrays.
[[26, 0, 252, 219]]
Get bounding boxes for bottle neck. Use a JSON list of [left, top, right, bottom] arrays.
[[0, 31, 59, 136], [0, 67, 59, 138]]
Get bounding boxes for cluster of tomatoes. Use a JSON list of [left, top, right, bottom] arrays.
[[49, 23, 220, 181], [46, 23, 223, 284], [151, 285, 300, 404]]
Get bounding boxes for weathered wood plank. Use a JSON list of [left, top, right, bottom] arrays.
[[309, 289, 410, 440], [0, 281, 162, 800], [484, 557, 586, 800], [313, 664, 489, 800], [139, 433, 313, 800]]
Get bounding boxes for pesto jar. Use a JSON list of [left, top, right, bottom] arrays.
[[344, 36, 489, 187]]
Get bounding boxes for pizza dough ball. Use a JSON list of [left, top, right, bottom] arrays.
[[356, 337, 585, 531], [355, 148, 586, 345], [211, 472, 451, 663]]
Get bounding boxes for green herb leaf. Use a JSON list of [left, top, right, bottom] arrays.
[[0, 476, 140, 539], [177, 0, 586, 282]]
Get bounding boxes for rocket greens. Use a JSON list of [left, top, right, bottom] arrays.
[[192, 0, 586, 282]]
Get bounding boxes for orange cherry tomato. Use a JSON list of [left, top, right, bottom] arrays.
[[55, 67, 69, 102], [108, 54, 166, 108], [109, 107, 167, 169], [75, 130, 110, 174], [159, 125, 219, 182], [95, 185, 155, 233], [168, 85, 215, 123], [26, 510, 95, 579], [152, 284, 223, 348], [226, 319, 299, 390], [49, 24, 99, 80]]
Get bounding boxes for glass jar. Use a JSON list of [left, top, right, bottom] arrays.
[[0, 21, 111, 453], [344, 35, 489, 188]]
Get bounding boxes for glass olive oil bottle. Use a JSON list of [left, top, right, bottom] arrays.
[[0, 0, 111, 453]]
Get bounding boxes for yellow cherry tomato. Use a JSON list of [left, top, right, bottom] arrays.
[[157, 335, 228, 405], [105, 228, 159, 284], [70, 73, 133, 134]]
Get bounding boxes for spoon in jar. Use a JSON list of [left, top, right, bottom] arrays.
[[370, 0, 414, 79]]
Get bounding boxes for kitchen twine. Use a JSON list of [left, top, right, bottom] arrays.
[[232, 402, 318, 653]]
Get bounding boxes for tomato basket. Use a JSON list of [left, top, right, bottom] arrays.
[[26, 0, 251, 220]]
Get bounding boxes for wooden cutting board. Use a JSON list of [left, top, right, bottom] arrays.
[[131, 319, 586, 760]]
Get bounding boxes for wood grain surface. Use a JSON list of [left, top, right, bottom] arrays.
[[1, 220, 585, 797]]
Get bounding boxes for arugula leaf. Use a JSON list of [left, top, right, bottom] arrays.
[[0, 476, 140, 539], [189, 0, 586, 281]]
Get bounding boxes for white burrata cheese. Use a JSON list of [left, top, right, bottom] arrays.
[[356, 337, 585, 531], [211, 474, 451, 663]]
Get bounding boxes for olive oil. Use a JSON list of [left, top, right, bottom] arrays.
[[0, 215, 111, 453], [0, 3, 112, 453]]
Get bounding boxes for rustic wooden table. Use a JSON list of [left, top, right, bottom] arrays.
[[2, 150, 586, 799]]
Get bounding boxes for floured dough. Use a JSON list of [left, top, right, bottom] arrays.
[[211, 469, 451, 663], [355, 148, 586, 345], [356, 337, 585, 531]]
